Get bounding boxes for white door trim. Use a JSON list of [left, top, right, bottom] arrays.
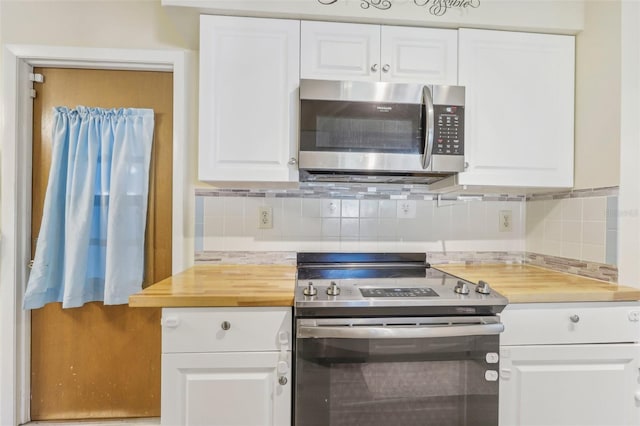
[[0, 44, 195, 426]]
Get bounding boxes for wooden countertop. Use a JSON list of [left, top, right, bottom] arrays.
[[128, 264, 296, 307], [129, 262, 640, 308], [435, 264, 640, 303]]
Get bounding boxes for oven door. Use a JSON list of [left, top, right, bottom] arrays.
[[294, 316, 502, 426]]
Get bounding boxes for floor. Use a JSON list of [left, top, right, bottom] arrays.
[[27, 419, 160, 425]]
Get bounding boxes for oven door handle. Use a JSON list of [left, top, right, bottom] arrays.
[[421, 85, 435, 170], [297, 323, 504, 339]]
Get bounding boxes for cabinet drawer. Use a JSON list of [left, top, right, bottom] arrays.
[[162, 307, 292, 353], [500, 303, 640, 345]]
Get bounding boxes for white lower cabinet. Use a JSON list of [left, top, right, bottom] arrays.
[[161, 307, 292, 426], [499, 303, 640, 426]]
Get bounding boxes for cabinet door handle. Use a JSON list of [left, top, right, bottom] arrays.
[[221, 321, 231, 330], [382, 64, 390, 73], [278, 376, 288, 386], [163, 316, 180, 328], [570, 315, 580, 323], [371, 64, 379, 72], [288, 157, 297, 166]]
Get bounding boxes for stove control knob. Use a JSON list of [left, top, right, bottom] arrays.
[[327, 281, 341, 296], [454, 280, 470, 295], [303, 282, 317, 297], [476, 280, 491, 295]]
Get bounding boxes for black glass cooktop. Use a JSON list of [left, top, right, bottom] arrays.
[[360, 287, 439, 298]]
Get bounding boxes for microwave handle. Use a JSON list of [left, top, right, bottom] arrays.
[[421, 85, 435, 169]]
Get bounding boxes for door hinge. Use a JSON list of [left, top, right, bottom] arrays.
[[30, 89, 37, 99], [29, 73, 44, 83]]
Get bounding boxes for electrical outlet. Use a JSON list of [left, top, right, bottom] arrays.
[[397, 200, 416, 219], [258, 206, 273, 229], [499, 210, 513, 232]]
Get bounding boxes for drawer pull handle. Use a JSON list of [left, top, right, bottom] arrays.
[[221, 321, 231, 331], [570, 315, 580, 323]]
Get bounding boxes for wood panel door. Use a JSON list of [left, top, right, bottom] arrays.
[[30, 68, 173, 420]]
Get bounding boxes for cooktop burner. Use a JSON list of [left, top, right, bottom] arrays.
[[295, 252, 508, 317]]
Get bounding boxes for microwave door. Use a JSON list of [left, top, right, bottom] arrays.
[[421, 85, 435, 170]]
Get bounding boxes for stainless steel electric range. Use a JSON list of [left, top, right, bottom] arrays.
[[293, 252, 508, 426]]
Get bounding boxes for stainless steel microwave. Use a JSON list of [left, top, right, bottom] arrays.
[[298, 79, 465, 185]]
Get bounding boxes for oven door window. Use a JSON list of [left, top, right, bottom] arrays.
[[299, 100, 424, 154], [295, 335, 498, 426]]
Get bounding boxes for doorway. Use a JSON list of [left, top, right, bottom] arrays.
[[29, 68, 172, 420]]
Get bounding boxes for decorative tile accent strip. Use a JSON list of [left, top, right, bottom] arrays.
[[195, 251, 297, 265], [526, 186, 619, 201], [427, 251, 524, 265], [525, 252, 618, 282], [196, 184, 525, 202]]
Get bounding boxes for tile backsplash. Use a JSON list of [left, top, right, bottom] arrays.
[[195, 192, 524, 253], [525, 188, 618, 265]]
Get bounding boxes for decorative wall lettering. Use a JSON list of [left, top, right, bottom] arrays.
[[414, 0, 481, 16], [317, 0, 481, 16]]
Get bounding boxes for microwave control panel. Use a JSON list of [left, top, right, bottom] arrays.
[[433, 105, 464, 156]]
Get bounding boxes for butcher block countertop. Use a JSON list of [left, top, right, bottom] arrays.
[[129, 262, 640, 307], [128, 264, 296, 307], [435, 264, 640, 303]]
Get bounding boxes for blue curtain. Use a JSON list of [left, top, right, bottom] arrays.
[[24, 106, 155, 309]]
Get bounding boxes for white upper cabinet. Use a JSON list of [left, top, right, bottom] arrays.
[[458, 28, 575, 188], [301, 21, 458, 85], [199, 15, 300, 182]]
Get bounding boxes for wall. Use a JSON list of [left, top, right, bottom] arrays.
[[525, 189, 618, 265], [574, 0, 621, 190], [618, 0, 640, 287], [164, 0, 584, 34], [195, 188, 525, 254]]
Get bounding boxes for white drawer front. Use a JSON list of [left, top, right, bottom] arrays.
[[162, 307, 292, 353], [500, 303, 640, 346]]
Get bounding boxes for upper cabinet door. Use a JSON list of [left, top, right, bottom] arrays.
[[458, 29, 575, 188], [380, 26, 458, 85], [199, 15, 300, 182], [301, 21, 381, 81]]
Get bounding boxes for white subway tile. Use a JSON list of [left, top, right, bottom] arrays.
[[282, 198, 302, 220], [299, 218, 322, 239], [341, 200, 360, 218], [581, 243, 605, 263], [223, 214, 245, 236], [359, 218, 378, 240], [561, 241, 581, 260], [379, 200, 397, 218], [322, 218, 341, 237], [302, 198, 322, 218], [203, 196, 224, 215], [360, 200, 379, 218], [582, 221, 606, 245], [582, 197, 607, 221], [341, 218, 360, 238], [561, 198, 582, 221], [544, 220, 562, 242], [562, 220, 582, 243], [544, 199, 562, 220], [377, 218, 398, 238], [203, 215, 223, 237], [223, 197, 244, 217]]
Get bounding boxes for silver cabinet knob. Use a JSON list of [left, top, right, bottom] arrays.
[[221, 321, 231, 330], [476, 280, 491, 295], [278, 376, 288, 386], [570, 315, 580, 323], [303, 282, 317, 296], [382, 64, 390, 72], [327, 281, 340, 296], [371, 64, 379, 72], [288, 157, 297, 165], [454, 280, 470, 295]]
